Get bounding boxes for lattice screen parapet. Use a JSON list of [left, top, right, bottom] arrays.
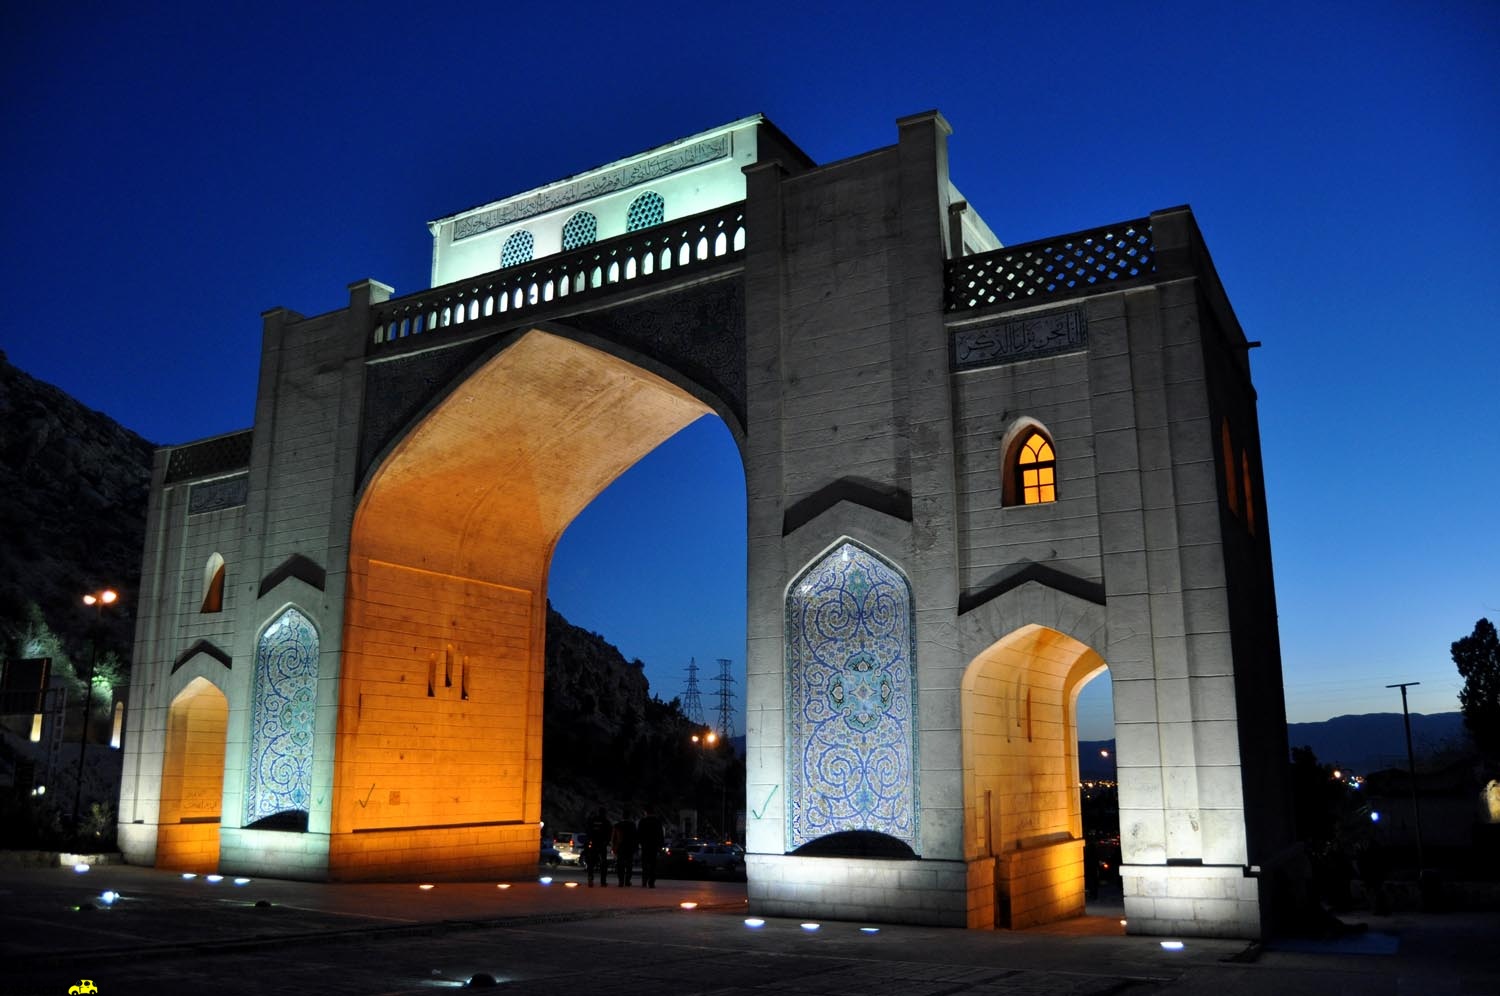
[[945, 220, 1154, 312], [371, 202, 745, 349]]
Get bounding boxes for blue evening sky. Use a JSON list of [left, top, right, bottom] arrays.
[[3, 3, 1495, 741]]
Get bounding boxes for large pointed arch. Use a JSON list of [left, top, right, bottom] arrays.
[[336, 328, 729, 879]]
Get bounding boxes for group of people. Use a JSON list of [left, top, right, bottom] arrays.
[[583, 807, 665, 888]]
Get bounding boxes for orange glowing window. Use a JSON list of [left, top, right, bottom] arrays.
[[1221, 420, 1238, 516], [201, 553, 225, 613], [1014, 432, 1057, 505], [1242, 452, 1256, 535]]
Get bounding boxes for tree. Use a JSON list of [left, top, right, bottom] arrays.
[[1452, 618, 1500, 758]]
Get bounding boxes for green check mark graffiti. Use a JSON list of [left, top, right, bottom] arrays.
[[751, 784, 779, 820]]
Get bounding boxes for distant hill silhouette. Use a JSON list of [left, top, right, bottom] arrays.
[[1075, 712, 1470, 781], [1287, 712, 1470, 774]]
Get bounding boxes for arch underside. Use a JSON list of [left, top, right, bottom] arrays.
[[962, 624, 1105, 929], [335, 329, 712, 879]]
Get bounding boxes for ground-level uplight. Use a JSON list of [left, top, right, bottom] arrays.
[[539, 876, 553, 885], [181, 872, 197, 879], [743, 918, 765, 928], [679, 901, 698, 910], [1160, 940, 1184, 951], [800, 923, 820, 931], [419, 883, 435, 890], [206, 874, 223, 883], [859, 927, 879, 934], [233, 877, 251, 885], [496, 883, 511, 890], [564, 881, 578, 888], [73, 863, 90, 873]]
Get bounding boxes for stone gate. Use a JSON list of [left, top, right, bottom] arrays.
[[118, 111, 1296, 938]]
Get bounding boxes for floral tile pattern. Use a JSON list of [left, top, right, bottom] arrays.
[[245, 608, 318, 824], [786, 541, 918, 851]]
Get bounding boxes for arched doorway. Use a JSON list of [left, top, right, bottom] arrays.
[[156, 677, 229, 871], [961, 624, 1105, 928], [333, 328, 733, 879]]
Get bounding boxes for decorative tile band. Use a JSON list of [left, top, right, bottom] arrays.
[[952, 308, 1086, 370], [786, 541, 919, 852], [188, 474, 249, 514], [245, 608, 318, 825], [453, 135, 730, 240]]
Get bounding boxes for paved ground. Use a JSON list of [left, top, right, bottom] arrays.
[[3, 862, 1496, 996]]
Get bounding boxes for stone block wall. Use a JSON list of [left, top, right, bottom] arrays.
[[748, 854, 969, 927]]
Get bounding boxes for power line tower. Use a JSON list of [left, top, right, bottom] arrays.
[[681, 657, 705, 726], [714, 658, 737, 740]]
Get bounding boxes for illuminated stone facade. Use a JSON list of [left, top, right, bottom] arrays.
[[119, 112, 1294, 938]]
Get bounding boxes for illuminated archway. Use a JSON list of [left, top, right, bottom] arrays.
[[156, 677, 228, 871], [335, 328, 723, 879], [961, 624, 1105, 929]]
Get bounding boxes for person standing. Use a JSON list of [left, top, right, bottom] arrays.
[[585, 808, 612, 887], [636, 807, 665, 888], [612, 811, 639, 887]]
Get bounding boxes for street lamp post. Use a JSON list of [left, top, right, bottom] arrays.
[[1385, 681, 1426, 874], [690, 728, 723, 837], [74, 589, 118, 834]]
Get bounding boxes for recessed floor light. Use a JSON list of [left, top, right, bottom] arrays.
[[744, 918, 765, 928], [679, 901, 698, 910]]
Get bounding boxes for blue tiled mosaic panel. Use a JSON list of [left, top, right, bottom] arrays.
[[786, 542, 918, 851], [245, 608, 318, 824]]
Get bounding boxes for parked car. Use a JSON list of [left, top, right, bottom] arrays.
[[553, 831, 586, 865], [663, 841, 744, 879]]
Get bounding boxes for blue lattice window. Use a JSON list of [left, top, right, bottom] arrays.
[[626, 192, 664, 231], [500, 230, 534, 268], [561, 211, 597, 250], [245, 608, 318, 827], [785, 541, 919, 853]]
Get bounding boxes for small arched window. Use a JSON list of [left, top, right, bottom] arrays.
[[201, 553, 225, 614], [626, 191, 664, 231], [1005, 429, 1057, 506], [500, 230, 534, 268], [561, 211, 597, 250], [1221, 419, 1238, 516]]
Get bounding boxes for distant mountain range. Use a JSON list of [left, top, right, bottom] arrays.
[[1078, 712, 1471, 781], [1286, 711, 1470, 774]]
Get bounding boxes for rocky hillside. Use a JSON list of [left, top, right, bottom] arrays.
[[542, 603, 730, 831], [0, 350, 152, 666]]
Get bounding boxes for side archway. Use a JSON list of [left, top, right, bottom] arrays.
[[156, 677, 229, 871], [785, 540, 918, 854], [961, 624, 1105, 929]]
